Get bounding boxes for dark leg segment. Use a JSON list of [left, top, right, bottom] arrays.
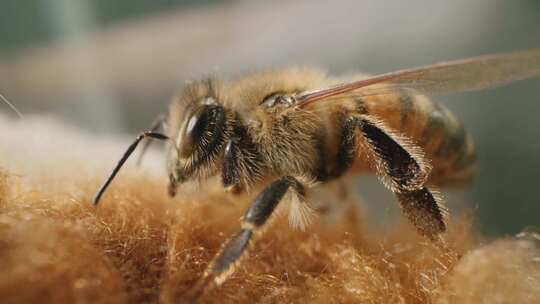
[[221, 121, 264, 192], [187, 176, 304, 300], [222, 139, 241, 190], [316, 116, 359, 181], [243, 176, 303, 226], [335, 117, 359, 174], [209, 229, 253, 276], [330, 116, 359, 180], [395, 187, 447, 238], [359, 116, 428, 190]]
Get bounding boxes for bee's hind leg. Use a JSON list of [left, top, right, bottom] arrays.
[[184, 176, 305, 302], [319, 113, 447, 240], [354, 115, 448, 240]]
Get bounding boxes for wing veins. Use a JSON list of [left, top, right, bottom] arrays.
[[295, 49, 540, 108]]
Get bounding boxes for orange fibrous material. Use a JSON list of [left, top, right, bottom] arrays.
[[0, 167, 539, 304]]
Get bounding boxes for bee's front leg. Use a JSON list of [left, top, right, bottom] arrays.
[[184, 176, 305, 302], [221, 136, 263, 195], [222, 139, 244, 194]]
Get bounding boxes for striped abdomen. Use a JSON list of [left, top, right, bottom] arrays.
[[360, 91, 477, 186]]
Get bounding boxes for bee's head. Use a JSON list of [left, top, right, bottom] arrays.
[[167, 82, 230, 192]]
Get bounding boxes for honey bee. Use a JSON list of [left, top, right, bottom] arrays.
[[93, 49, 540, 299]]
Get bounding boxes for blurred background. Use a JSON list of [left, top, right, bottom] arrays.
[[1, 0, 539, 236]]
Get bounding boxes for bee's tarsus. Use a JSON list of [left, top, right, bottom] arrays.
[[93, 131, 169, 206]]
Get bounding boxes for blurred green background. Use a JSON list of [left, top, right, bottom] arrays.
[[1, 0, 539, 236]]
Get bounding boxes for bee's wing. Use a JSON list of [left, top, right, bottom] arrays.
[[295, 49, 540, 108]]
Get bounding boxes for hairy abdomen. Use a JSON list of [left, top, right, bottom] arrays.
[[359, 91, 477, 186]]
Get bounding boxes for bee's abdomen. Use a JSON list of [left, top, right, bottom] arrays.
[[360, 91, 477, 186]]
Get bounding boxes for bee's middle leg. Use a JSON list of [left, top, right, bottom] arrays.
[[317, 115, 360, 181], [311, 116, 362, 216], [186, 176, 305, 301]]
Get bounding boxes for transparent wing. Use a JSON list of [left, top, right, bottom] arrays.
[[295, 49, 540, 108]]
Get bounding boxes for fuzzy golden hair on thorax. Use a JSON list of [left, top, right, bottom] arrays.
[[221, 67, 328, 177], [223, 66, 327, 111]]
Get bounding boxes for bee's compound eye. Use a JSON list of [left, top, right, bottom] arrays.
[[178, 105, 210, 157]]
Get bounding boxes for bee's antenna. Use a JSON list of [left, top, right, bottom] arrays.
[[136, 114, 166, 167], [93, 131, 169, 206], [0, 93, 24, 119]]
